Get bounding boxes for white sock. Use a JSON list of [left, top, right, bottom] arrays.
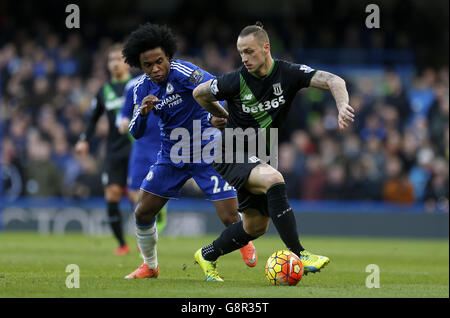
[[136, 223, 158, 269]]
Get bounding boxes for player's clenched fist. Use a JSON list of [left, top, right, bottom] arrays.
[[210, 116, 227, 130], [337, 103, 355, 130], [140, 94, 159, 115]]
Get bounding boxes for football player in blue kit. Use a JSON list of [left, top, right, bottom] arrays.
[[118, 76, 168, 234], [122, 23, 257, 279]]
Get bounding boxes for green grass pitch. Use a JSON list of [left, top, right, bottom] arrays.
[[0, 232, 448, 298]]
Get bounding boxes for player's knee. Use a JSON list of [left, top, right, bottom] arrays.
[[134, 201, 154, 224], [134, 204, 145, 223], [248, 225, 268, 238], [264, 170, 284, 190], [255, 221, 270, 237]]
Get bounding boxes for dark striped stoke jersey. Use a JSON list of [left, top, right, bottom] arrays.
[[81, 78, 132, 159], [210, 59, 316, 131]]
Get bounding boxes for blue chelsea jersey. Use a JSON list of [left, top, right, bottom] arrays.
[[129, 59, 220, 166]]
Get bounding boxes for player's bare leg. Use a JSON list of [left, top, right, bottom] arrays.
[[241, 208, 270, 237], [134, 190, 168, 224], [212, 198, 239, 226], [125, 190, 168, 279], [128, 189, 168, 257], [105, 184, 129, 255], [213, 199, 259, 267], [244, 163, 284, 194], [128, 190, 168, 232]]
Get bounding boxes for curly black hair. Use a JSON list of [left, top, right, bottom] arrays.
[[122, 23, 177, 68]]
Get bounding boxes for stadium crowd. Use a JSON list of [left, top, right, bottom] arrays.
[[1, 13, 448, 214]]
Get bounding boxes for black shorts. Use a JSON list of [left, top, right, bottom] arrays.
[[213, 159, 269, 216], [101, 155, 129, 187]]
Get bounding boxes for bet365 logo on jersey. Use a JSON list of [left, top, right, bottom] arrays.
[[242, 95, 285, 114], [242, 82, 285, 114]]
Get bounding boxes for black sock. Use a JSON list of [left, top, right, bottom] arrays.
[[202, 221, 255, 261], [107, 202, 125, 247], [266, 182, 304, 257]]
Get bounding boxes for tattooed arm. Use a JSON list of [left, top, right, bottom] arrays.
[[310, 71, 355, 130], [193, 80, 229, 119]]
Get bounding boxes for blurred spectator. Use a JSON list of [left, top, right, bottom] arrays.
[[445, 126, 450, 160], [363, 137, 386, 173], [399, 131, 419, 172], [383, 156, 415, 204], [51, 132, 82, 188], [360, 114, 386, 141], [71, 154, 103, 199], [318, 136, 340, 167], [360, 153, 384, 201], [408, 147, 434, 201], [56, 46, 79, 76], [341, 133, 361, 160], [379, 104, 400, 132], [30, 77, 52, 118], [424, 158, 449, 213], [428, 94, 449, 156], [322, 163, 348, 200], [291, 130, 316, 156], [23, 135, 63, 197], [407, 69, 436, 121], [383, 71, 411, 124], [346, 161, 370, 200], [301, 154, 327, 200], [8, 112, 31, 160], [1, 136, 24, 200], [384, 129, 402, 156]]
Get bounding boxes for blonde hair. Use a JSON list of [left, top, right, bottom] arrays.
[[239, 21, 269, 44]]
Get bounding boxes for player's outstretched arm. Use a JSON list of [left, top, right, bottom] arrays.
[[310, 71, 355, 130], [193, 80, 229, 119]]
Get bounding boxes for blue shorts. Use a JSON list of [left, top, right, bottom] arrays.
[[127, 146, 159, 191], [140, 162, 237, 201]]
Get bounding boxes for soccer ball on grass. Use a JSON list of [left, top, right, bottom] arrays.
[[265, 250, 303, 286]]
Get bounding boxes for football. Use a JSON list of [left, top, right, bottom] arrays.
[[265, 250, 304, 286]]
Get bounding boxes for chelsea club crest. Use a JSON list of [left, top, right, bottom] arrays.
[[146, 170, 154, 181], [166, 82, 174, 95]]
